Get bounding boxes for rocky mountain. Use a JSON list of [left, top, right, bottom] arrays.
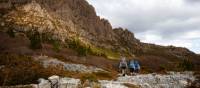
[[0, 0, 200, 87], [1, 0, 196, 58]]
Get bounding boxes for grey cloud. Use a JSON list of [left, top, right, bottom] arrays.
[[88, 0, 200, 53], [185, 0, 200, 3]]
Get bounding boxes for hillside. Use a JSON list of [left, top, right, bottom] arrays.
[[0, 0, 200, 87]]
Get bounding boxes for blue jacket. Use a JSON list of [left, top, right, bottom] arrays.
[[129, 60, 136, 69], [134, 61, 140, 70]]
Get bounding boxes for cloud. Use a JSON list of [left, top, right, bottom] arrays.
[[87, 0, 200, 53], [185, 0, 200, 3]]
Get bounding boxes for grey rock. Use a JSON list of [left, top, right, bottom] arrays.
[[34, 55, 106, 73], [117, 72, 196, 88], [38, 78, 51, 88], [37, 76, 80, 88]]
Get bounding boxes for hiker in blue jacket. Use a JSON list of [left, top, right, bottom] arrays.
[[134, 60, 140, 73], [119, 57, 128, 76], [129, 59, 136, 76]]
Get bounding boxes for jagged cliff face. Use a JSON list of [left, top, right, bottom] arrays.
[[0, 0, 141, 55], [0, 0, 198, 59]]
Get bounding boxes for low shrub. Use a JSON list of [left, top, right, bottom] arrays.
[[0, 54, 66, 86], [49, 39, 61, 52], [178, 58, 194, 71], [158, 64, 167, 71], [27, 31, 42, 49], [0, 54, 43, 85], [6, 29, 15, 38], [68, 38, 91, 56]]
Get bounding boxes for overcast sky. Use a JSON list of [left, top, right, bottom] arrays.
[[87, 0, 200, 54]]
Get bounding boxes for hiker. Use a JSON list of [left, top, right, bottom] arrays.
[[134, 60, 140, 73], [128, 59, 136, 76], [119, 56, 128, 76]]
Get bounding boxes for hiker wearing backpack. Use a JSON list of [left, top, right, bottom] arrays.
[[119, 57, 128, 76], [128, 59, 136, 76], [134, 60, 140, 73]]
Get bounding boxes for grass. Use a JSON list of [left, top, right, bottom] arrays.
[[90, 47, 120, 60], [67, 38, 90, 56], [67, 37, 120, 59]]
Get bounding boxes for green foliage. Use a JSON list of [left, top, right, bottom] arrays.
[[6, 29, 15, 38], [27, 31, 42, 49], [48, 39, 61, 52], [40, 33, 62, 52], [67, 38, 120, 59], [178, 59, 194, 71], [90, 47, 120, 59], [77, 45, 90, 56], [52, 40, 61, 52], [68, 38, 91, 56], [89, 47, 105, 57], [26, 31, 62, 51]]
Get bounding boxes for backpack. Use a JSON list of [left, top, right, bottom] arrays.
[[120, 61, 127, 67], [134, 61, 140, 70], [120, 58, 127, 68], [129, 60, 135, 69]]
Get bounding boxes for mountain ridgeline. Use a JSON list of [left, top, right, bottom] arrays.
[[0, 0, 199, 71]]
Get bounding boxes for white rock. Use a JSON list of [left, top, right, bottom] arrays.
[[116, 71, 195, 88], [60, 77, 80, 88], [38, 78, 51, 88]]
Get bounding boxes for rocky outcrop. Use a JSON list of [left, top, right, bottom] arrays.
[[98, 72, 195, 88], [36, 75, 81, 88], [34, 55, 106, 73], [16, 72, 195, 88], [117, 71, 195, 88], [2, 0, 77, 42], [113, 28, 142, 54]]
